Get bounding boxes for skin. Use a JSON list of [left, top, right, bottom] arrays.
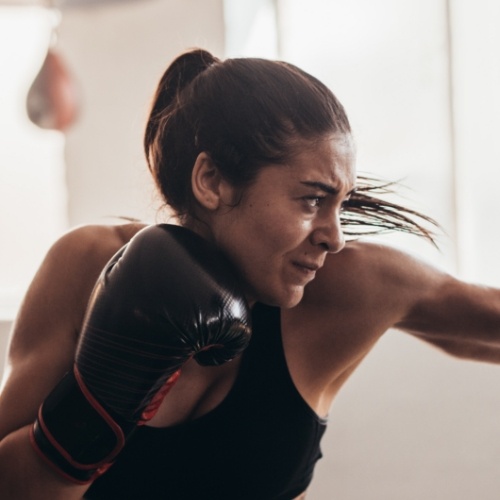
[[193, 135, 356, 308], [2, 134, 500, 499]]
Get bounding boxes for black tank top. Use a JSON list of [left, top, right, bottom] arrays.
[[85, 303, 327, 499]]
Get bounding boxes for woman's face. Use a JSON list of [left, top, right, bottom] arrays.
[[210, 135, 356, 309]]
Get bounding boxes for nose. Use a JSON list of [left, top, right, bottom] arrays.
[[311, 215, 345, 254]]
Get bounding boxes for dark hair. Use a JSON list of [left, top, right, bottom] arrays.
[[343, 176, 439, 245], [145, 48, 438, 244]]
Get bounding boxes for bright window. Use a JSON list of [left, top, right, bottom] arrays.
[[0, 7, 68, 320], [224, 0, 456, 270]]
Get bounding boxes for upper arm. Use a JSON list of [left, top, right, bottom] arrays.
[[303, 240, 500, 363], [305, 240, 451, 334], [0, 225, 121, 439]]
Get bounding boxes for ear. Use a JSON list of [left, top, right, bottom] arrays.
[[191, 152, 231, 211]]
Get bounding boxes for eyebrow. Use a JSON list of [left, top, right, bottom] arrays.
[[300, 181, 356, 196]]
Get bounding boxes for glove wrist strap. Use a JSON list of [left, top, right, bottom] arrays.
[[30, 369, 132, 484]]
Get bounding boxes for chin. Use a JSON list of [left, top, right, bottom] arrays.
[[281, 296, 304, 309], [262, 288, 304, 309], [248, 280, 305, 309]]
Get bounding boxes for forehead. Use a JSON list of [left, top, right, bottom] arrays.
[[284, 134, 356, 189]]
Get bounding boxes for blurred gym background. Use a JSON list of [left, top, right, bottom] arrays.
[[1, 1, 499, 498]]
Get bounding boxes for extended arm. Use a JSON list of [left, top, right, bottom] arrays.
[[305, 240, 500, 366], [358, 241, 500, 361], [396, 277, 500, 362]]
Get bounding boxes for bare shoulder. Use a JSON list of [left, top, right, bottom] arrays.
[[282, 241, 408, 363], [44, 221, 147, 281], [302, 239, 448, 313], [47, 222, 147, 263], [280, 240, 451, 406], [283, 240, 448, 375], [288, 238, 454, 357], [0, 223, 148, 436], [9, 222, 147, 359]]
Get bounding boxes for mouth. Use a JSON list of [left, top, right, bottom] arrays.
[[295, 262, 320, 271], [291, 260, 321, 278]]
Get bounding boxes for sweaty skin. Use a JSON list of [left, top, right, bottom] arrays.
[[2, 138, 500, 498], [2, 220, 500, 499]]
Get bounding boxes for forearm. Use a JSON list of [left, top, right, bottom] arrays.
[[0, 425, 89, 500], [399, 278, 500, 349], [410, 332, 500, 364]]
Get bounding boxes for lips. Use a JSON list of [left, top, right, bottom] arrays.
[[293, 260, 321, 272], [291, 261, 322, 282]]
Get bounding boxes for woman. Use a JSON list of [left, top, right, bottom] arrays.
[[1, 49, 499, 500]]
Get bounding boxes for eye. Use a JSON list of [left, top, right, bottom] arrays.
[[303, 196, 324, 209]]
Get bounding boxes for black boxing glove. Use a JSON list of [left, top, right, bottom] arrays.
[[30, 224, 251, 484]]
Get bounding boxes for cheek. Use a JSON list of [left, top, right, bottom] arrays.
[[215, 201, 309, 276], [220, 218, 310, 306], [238, 221, 308, 283], [248, 219, 295, 258], [219, 223, 277, 279]]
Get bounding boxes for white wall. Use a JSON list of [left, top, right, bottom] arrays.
[[449, 0, 500, 284], [0, 8, 68, 318], [59, 0, 226, 227], [0, 0, 226, 442], [3, 1, 500, 499], [0, 0, 225, 316], [275, 1, 500, 499]]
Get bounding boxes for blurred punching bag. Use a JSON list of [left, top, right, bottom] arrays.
[[26, 45, 79, 132]]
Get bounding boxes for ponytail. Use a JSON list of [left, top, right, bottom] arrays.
[[144, 49, 220, 216], [143, 49, 439, 246], [144, 48, 219, 170]]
